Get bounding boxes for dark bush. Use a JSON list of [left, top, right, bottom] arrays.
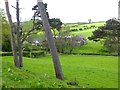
[[31, 51, 45, 58], [1, 51, 45, 58], [79, 28, 83, 31], [23, 51, 45, 58], [0, 52, 13, 56], [90, 25, 96, 28], [2, 38, 12, 52], [71, 29, 78, 32], [23, 51, 30, 57]]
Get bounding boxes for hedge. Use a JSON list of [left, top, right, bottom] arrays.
[[0, 51, 45, 58], [30, 51, 45, 58], [0, 52, 13, 56], [23, 51, 45, 58]]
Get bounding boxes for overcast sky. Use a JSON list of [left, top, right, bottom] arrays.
[[0, 0, 119, 23]]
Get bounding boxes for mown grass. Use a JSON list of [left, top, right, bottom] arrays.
[[1, 55, 118, 88]]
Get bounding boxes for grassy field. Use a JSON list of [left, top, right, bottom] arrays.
[[69, 22, 105, 37], [67, 22, 109, 55], [1, 55, 118, 88], [73, 41, 105, 54]]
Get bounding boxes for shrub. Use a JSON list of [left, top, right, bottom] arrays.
[[1, 51, 45, 58], [23, 51, 30, 57], [70, 29, 78, 32], [0, 52, 13, 56], [23, 41, 31, 51], [2, 39, 12, 52], [23, 51, 45, 58], [79, 28, 83, 31], [31, 51, 45, 58]]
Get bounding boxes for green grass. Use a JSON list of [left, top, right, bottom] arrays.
[[1, 55, 118, 88], [67, 22, 112, 55], [70, 22, 105, 37], [73, 41, 105, 54], [71, 29, 96, 38]]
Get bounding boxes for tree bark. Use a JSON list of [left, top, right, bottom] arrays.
[[5, 0, 19, 67], [16, 0, 23, 67], [37, 0, 64, 80]]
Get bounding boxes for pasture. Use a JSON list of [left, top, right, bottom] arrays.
[[1, 55, 118, 88]]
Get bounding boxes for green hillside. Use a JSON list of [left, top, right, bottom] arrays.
[[1, 55, 118, 88]]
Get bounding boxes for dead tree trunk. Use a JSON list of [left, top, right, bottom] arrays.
[[5, 0, 19, 67], [37, 0, 64, 80], [16, 0, 23, 67]]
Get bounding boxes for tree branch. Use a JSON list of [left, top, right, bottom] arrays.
[[21, 28, 35, 44]]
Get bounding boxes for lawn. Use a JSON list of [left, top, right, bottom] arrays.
[[1, 55, 118, 88]]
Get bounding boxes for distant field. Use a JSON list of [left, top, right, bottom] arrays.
[[68, 22, 105, 38], [67, 22, 108, 55], [1, 55, 118, 88]]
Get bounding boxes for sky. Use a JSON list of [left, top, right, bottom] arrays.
[[0, 0, 119, 23]]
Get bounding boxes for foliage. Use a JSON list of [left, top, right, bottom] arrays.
[[30, 51, 45, 58], [88, 19, 120, 54], [0, 52, 13, 56], [0, 51, 45, 58], [55, 25, 73, 54], [23, 41, 31, 51], [1, 55, 118, 88], [49, 18, 62, 34], [42, 25, 81, 54], [88, 19, 92, 23], [23, 51, 45, 58], [0, 9, 12, 52]]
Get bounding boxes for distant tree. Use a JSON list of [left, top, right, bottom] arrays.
[[49, 18, 62, 37], [32, 4, 63, 37], [88, 19, 92, 23], [88, 19, 120, 55], [55, 25, 74, 54]]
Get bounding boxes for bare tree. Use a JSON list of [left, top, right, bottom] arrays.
[[16, 0, 23, 67], [5, 0, 39, 68], [5, 0, 19, 67], [37, 0, 64, 80]]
